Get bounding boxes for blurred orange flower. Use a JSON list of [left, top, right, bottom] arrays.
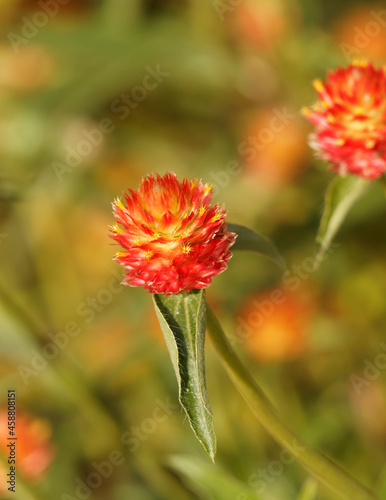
[[75, 320, 131, 373], [334, 5, 386, 61], [237, 288, 311, 362], [0, 409, 54, 490], [0, 45, 54, 92], [240, 108, 309, 187]]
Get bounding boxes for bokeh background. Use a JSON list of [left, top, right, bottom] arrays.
[[0, 1, 386, 499]]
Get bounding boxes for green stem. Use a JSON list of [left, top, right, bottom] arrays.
[[206, 306, 378, 500]]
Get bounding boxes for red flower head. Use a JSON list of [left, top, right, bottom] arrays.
[[110, 172, 236, 295], [302, 61, 386, 179]]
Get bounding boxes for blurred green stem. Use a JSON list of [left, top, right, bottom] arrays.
[[0, 282, 119, 452], [0, 280, 46, 339], [206, 306, 379, 500]]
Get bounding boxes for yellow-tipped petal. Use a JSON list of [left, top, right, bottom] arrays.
[[301, 106, 312, 117], [352, 59, 368, 68], [114, 197, 125, 210], [313, 79, 324, 93], [112, 223, 124, 234], [204, 184, 213, 196], [115, 251, 128, 258]]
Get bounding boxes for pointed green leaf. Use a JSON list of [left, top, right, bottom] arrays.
[[228, 223, 286, 269], [153, 290, 216, 460], [169, 455, 263, 500], [316, 175, 369, 259]]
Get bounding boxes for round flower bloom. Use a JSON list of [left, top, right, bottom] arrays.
[[302, 61, 386, 179], [110, 172, 236, 295]]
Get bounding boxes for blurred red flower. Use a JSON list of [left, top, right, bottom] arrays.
[[303, 61, 386, 179], [111, 172, 236, 295]]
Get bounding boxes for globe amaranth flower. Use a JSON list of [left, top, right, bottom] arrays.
[[110, 172, 236, 295], [302, 60, 386, 179]]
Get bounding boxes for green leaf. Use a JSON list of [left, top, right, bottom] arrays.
[[169, 455, 263, 500], [227, 223, 286, 269], [153, 290, 216, 461], [316, 175, 369, 259]]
